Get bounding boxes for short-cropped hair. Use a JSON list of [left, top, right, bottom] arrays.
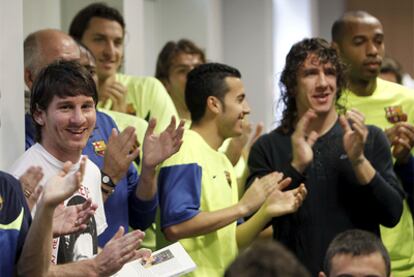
[[185, 63, 241, 123]]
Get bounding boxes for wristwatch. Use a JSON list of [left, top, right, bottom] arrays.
[[101, 170, 116, 188]]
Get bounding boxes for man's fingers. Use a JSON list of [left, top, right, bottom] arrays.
[[277, 177, 292, 191], [60, 161, 73, 177], [135, 248, 152, 259], [250, 122, 264, 146], [339, 115, 352, 133], [307, 130, 319, 147], [145, 118, 157, 138], [108, 128, 119, 145], [295, 109, 317, 137], [111, 226, 125, 241], [352, 122, 367, 141], [346, 109, 365, 123]]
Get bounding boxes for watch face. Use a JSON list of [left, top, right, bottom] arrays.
[[102, 175, 110, 184]]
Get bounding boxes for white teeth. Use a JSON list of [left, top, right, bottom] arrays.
[[67, 128, 86, 134]]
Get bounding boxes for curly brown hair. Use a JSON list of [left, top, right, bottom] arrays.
[[278, 38, 347, 133]]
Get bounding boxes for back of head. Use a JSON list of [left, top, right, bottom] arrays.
[[225, 240, 311, 277], [278, 37, 346, 133], [185, 62, 241, 123], [323, 229, 390, 277], [380, 56, 403, 84], [69, 2, 125, 41], [155, 39, 206, 82], [331, 10, 377, 43]]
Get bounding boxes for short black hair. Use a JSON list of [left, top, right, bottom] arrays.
[[278, 37, 346, 133], [155, 39, 206, 82], [225, 240, 311, 277], [30, 60, 98, 141], [331, 11, 375, 43], [185, 63, 241, 123], [69, 2, 125, 41], [323, 229, 391, 277]]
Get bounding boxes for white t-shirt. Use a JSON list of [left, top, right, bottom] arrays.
[[10, 143, 107, 264]]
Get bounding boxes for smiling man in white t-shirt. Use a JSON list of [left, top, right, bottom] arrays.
[[11, 60, 150, 276]]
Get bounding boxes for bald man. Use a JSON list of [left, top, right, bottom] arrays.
[[332, 11, 414, 276]]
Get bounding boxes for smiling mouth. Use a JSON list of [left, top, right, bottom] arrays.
[[312, 93, 332, 103], [66, 128, 88, 135]]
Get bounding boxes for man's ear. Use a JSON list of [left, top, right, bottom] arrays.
[[318, 271, 327, 277], [206, 96, 222, 115], [331, 41, 340, 54], [32, 110, 45, 126], [24, 68, 34, 90], [161, 78, 172, 94]]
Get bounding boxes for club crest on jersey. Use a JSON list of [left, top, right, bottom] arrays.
[[92, 140, 106, 156], [0, 194, 3, 211], [384, 105, 407, 124], [224, 171, 232, 187]]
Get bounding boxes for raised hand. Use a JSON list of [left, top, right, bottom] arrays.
[[291, 109, 319, 173], [101, 77, 129, 113], [52, 198, 98, 237], [41, 157, 86, 207], [142, 116, 185, 169], [226, 120, 264, 166], [19, 166, 44, 211], [94, 226, 150, 276], [247, 122, 264, 150], [385, 122, 414, 163], [339, 109, 368, 164], [239, 172, 290, 216], [103, 126, 140, 183], [264, 183, 307, 218]]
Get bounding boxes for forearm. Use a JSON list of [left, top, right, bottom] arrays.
[[17, 202, 54, 277], [225, 138, 246, 166], [236, 206, 271, 249], [351, 156, 376, 185], [47, 259, 98, 277], [164, 204, 246, 241], [135, 164, 157, 200], [367, 172, 404, 227], [128, 195, 157, 230]]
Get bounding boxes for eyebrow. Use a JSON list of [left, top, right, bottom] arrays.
[[92, 32, 124, 40]]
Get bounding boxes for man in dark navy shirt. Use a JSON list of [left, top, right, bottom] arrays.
[[247, 38, 403, 275]]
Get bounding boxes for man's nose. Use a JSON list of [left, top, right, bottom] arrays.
[[70, 107, 86, 124], [366, 41, 378, 57], [103, 41, 115, 57]]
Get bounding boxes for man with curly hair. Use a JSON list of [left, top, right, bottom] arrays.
[[247, 38, 403, 275]]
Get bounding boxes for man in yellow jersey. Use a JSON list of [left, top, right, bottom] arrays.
[[332, 10, 414, 276], [69, 2, 179, 134], [157, 63, 307, 277]]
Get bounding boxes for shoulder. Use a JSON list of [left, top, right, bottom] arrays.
[[366, 124, 388, 145], [377, 78, 414, 99], [96, 110, 118, 129], [117, 74, 164, 90], [253, 129, 286, 150], [0, 171, 20, 191], [9, 146, 40, 178], [0, 171, 26, 210]]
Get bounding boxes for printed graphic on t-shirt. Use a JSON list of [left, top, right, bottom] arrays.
[[56, 195, 98, 263]]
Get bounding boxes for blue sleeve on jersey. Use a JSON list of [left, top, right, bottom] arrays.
[[158, 163, 202, 229]]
